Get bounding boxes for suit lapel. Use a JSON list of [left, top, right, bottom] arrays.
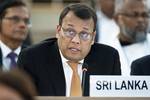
[[46, 42, 66, 96], [82, 46, 100, 96]]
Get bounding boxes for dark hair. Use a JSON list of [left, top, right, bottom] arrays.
[[59, 3, 97, 32], [0, 0, 26, 19], [0, 69, 37, 100]]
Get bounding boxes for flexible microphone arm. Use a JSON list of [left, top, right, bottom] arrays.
[[82, 63, 88, 96]]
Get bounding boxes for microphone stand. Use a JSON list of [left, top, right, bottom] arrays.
[[82, 63, 88, 96]]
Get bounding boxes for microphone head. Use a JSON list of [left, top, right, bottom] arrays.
[[82, 63, 88, 71]]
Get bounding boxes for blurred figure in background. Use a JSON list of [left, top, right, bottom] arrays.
[[0, 0, 31, 71], [108, 0, 150, 75], [0, 69, 37, 100], [131, 55, 150, 75], [95, 0, 120, 43]]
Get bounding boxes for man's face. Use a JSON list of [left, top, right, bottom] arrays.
[[99, 0, 115, 18], [117, 1, 149, 42], [0, 6, 30, 43], [56, 11, 95, 62]]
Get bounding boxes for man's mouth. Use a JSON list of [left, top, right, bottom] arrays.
[[69, 47, 80, 52]]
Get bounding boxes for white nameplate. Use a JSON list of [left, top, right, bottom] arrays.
[[90, 76, 150, 97]]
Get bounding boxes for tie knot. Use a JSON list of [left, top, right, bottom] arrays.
[[67, 61, 78, 71], [7, 52, 18, 68], [7, 52, 17, 59]]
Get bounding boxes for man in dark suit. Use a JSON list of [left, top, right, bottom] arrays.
[[0, 0, 31, 71], [131, 55, 150, 75], [18, 3, 121, 96]]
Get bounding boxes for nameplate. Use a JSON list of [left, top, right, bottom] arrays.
[[90, 76, 150, 97]]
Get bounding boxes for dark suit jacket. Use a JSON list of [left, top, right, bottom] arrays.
[[131, 55, 150, 75], [17, 38, 121, 96]]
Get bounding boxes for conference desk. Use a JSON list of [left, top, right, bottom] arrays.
[[36, 76, 150, 100], [36, 97, 150, 100]]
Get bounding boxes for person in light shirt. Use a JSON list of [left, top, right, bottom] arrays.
[[95, 0, 120, 44], [0, 0, 31, 71], [103, 0, 150, 76]]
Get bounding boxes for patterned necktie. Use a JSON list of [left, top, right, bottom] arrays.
[[68, 61, 82, 96], [7, 52, 17, 68]]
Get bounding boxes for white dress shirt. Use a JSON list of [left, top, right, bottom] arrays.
[[104, 34, 150, 76], [96, 10, 120, 44], [0, 40, 21, 71], [59, 50, 84, 97], [123, 36, 150, 69]]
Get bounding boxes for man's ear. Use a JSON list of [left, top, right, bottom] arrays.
[[114, 14, 124, 28], [91, 31, 96, 45], [114, 14, 119, 24], [114, 14, 122, 26], [56, 25, 61, 38]]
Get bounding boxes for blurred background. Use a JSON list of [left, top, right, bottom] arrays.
[[25, 0, 150, 45], [25, 0, 93, 44]]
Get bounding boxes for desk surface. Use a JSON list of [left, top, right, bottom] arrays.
[[36, 96, 150, 100]]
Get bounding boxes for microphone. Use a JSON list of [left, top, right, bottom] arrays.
[[82, 63, 88, 96]]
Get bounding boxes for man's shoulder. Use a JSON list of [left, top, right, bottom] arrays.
[[22, 38, 57, 53], [92, 42, 118, 53], [131, 55, 150, 75], [87, 42, 119, 59], [133, 55, 150, 65]]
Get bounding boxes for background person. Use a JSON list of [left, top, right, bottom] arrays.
[[0, 69, 37, 100], [131, 55, 150, 75], [0, 0, 31, 71], [103, 0, 150, 75], [95, 0, 120, 44]]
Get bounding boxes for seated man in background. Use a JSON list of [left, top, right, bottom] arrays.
[[0, 0, 31, 71], [131, 55, 150, 75], [105, 0, 150, 75], [0, 69, 37, 100], [95, 0, 120, 44], [18, 3, 121, 96]]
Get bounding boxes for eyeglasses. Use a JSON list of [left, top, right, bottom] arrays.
[[119, 12, 150, 18], [61, 27, 93, 41], [3, 16, 32, 27]]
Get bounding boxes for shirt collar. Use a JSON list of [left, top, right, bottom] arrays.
[[0, 40, 21, 58]]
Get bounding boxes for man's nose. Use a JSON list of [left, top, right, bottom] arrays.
[[18, 20, 27, 28], [71, 34, 80, 44]]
